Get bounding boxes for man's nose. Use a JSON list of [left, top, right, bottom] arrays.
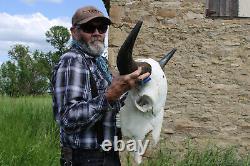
[[92, 28, 101, 35]]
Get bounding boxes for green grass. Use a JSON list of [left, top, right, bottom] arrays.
[[141, 145, 250, 166], [0, 96, 249, 166], [0, 96, 60, 166]]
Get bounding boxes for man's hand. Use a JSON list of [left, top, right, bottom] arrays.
[[105, 67, 150, 102]]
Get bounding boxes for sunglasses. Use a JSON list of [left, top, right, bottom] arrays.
[[77, 23, 108, 34]]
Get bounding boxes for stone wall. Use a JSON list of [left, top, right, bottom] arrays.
[[109, 0, 250, 155]]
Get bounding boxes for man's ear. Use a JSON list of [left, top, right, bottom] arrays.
[[70, 27, 78, 39]]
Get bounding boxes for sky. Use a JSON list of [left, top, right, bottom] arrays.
[[0, 0, 108, 64]]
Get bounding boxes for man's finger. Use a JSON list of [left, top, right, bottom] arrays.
[[138, 72, 150, 80], [129, 67, 142, 79]]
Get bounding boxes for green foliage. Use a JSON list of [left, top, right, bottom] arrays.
[[45, 25, 70, 55], [0, 45, 49, 96], [33, 50, 60, 84], [0, 61, 19, 96], [0, 25, 70, 96]]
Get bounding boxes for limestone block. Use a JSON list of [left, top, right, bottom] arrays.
[[109, 27, 128, 47], [157, 8, 176, 18], [110, 5, 125, 24]]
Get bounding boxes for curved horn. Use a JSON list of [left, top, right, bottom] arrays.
[[117, 21, 143, 75], [159, 48, 177, 68]]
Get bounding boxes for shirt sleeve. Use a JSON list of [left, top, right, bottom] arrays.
[[53, 55, 110, 133]]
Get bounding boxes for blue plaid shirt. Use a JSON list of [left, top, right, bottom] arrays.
[[52, 46, 122, 149]]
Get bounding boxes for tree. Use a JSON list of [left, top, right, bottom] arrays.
[[0, 61, 19, 96], [33, 50, 59, 83], [44, 25, 70, 84], [0, 45, 48, 96], [45, 25, 70, 55], [0, 25, 70, 96], [8, 45, 34, 95]]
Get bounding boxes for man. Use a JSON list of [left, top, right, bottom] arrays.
[[52, 6, 149, 166]]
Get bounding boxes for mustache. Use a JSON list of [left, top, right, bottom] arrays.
[[90, 36, 104, 43]]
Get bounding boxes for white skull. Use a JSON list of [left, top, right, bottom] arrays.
[[120, 58, 167, 164]]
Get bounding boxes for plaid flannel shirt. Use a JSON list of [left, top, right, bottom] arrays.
[[52, 47, 122, 149]]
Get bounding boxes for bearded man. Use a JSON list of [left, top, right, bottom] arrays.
[[51, 6, 149, 166]]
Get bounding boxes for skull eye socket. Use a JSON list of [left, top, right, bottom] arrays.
[[135, 95, 153, 112], [137, 98, 148, 107]]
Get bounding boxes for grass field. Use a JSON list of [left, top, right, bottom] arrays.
[[0, 96, 59, 166], [0, 96, 249, 166]]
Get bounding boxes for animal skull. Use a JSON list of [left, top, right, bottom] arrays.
[[120, 58, 167, 164], [116, 21, 176, 164]]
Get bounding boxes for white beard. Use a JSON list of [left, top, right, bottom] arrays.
[[80, 37, 104, 57]]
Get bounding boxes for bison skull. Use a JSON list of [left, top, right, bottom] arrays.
[[120, 58, 167, 164], [116, 21, 176, 164]]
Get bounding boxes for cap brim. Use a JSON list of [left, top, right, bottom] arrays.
[[78, 16, 112, 25]]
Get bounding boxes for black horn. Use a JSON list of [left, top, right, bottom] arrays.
[[159, 48, 177, 68], [117, 21, 143, 75]]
